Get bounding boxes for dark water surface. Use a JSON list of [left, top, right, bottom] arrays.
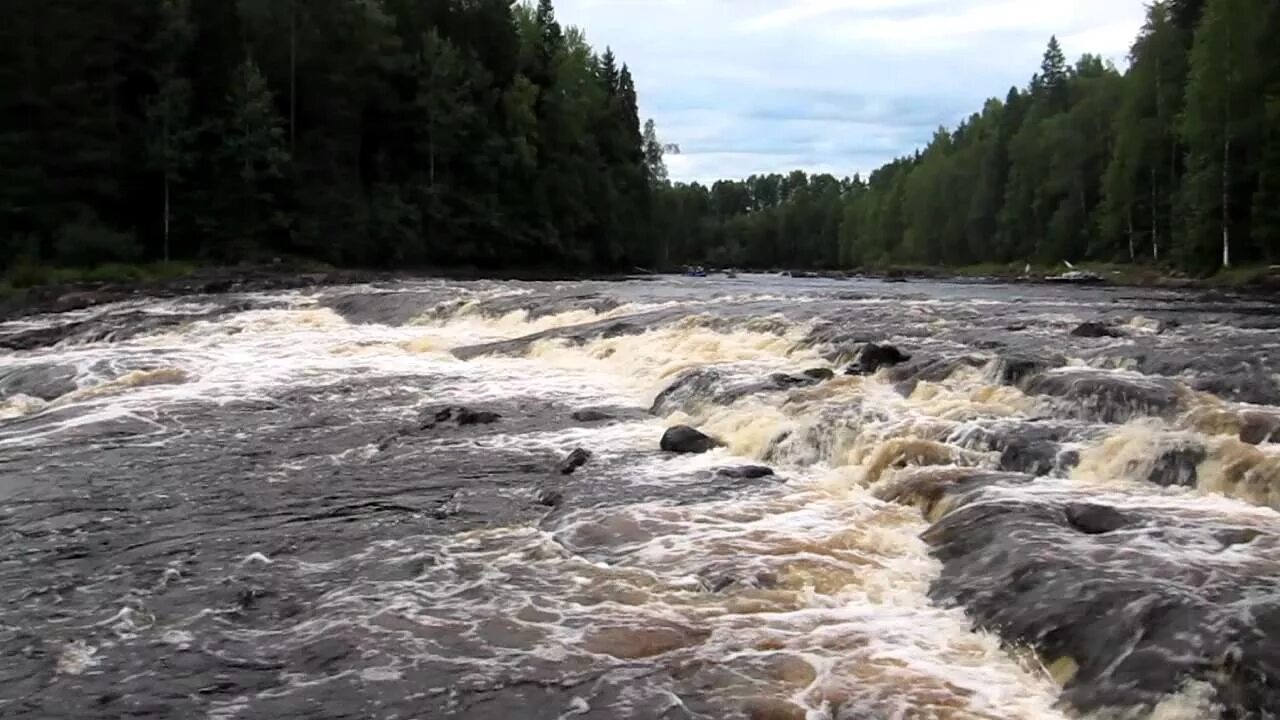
[[2, 276, 1279, 719]]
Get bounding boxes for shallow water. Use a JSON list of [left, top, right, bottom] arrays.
[[2, 275, 1278, 719]]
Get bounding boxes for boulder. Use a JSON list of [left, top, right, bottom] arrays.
[[844, 343, 912, 376], [571, 409, 615, 423], [1070, 321, 1123, 339], [536, 487, 564, 508], [0, 364, 78, 401], [714, 466, 775, 480], [422, 407, 502, 428], [802, 368, 836, 382], [1240, 412, 1280, 445], [557, 448, 593, 475], [661, 426, 724, 454]]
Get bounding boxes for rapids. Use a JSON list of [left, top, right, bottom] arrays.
[[1, 275, 1278, 719]]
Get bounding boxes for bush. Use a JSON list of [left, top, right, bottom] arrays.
[[53, 220, 140, 268]]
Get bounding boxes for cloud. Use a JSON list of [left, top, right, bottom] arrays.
[[553, 0, 1147, 183]]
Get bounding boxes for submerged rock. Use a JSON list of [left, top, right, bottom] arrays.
[[1071, 321, 1124, 339], [557, 448, 593, 475], [1023, 369, 1183, 423], [802, 368, 836, 382], [661, 426, 724, 454], [714, 466, 775, 480], [571, 409, 615, 423], [844, 343, 912, 376], [1146, 444, 1206, 488], [422, 406, 502, 428], [923, 489, 1280, 717], [0, 364, 78, 401]]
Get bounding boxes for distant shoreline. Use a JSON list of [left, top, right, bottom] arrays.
[[3, 262, 1278, 323]]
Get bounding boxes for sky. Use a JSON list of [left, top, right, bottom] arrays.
[[553, 0, 1149, 184]]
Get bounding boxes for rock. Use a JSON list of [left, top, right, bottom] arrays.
[[924, 495, 1280, 716], [456, 408, 501, 426], [422, 407, 502, 428], [1023, 369, 1183, 423], [802, 368, 835, 382], [1146, 445, 1206, 488], [557, 448, 592, 475], [768, 372, 821, 389], [571, 409, 615, 423], [650, 368, 727, 416], [1064, 503, 1136, 535], [0, 364, 78, 401], [536, 488, 564, 507], [844, 343, 912, 376], [714, 466, 775, 480], [661, 426, 724, 454], [993, 355, 1056, 387], [1193, 372, 1280, 406], [1070, 321, 1123, 339], [1240, 412, 1280, 445]]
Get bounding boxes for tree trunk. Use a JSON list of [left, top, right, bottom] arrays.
[[163, 175, 171, 263], [1150, 166, 1159, 262], [289, 0, 297, 152], [1223, 133, 1231, 268], [1127, 206, 1136, 261], [1222, 19, 1232, 270]]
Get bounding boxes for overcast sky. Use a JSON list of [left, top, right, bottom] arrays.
[[554, 0, 1148, 183]]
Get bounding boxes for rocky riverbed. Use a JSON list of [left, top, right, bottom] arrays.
[[1, 275, 1278, 719]]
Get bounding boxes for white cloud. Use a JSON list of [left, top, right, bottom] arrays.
[[553, 0, 1148, 183]]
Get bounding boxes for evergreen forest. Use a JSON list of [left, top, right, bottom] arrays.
[[2, 0, 1277, 277]]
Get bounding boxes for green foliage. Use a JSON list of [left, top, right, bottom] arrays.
[[0, 0, 654, 272], [54, 218, 141, 267], [655, 7, 1280, 273], [3, 0, 1279, 276]]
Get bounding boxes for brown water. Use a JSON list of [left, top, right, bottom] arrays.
[[1, 275, 1278, 719]]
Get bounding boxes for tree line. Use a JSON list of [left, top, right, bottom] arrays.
[[2, 0, 1277, 277], [660, 0, 1280, 273], [0, 0, 666, 273]]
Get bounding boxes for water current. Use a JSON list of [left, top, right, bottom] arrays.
[[2, 276, 1279, 719]]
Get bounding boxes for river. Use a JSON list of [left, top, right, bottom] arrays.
[[1, 275, 1278, 720]]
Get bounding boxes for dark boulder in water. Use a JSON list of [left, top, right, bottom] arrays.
[[536, 487, 564, 507], [557, 448, 593, 475], [768, 372, 822, 389], [1023, 369, 1183, 423], [1192, 371, 1280, 406], [844, 343, 911, 376], [0, 364, 78, 401], [714, 466, 775, 480], [992, 354, 1060, 387], [571, 409, 615, 423], [802, 368, 836, 382], [1071, 321, 1124, 339], [1146, 444, 1206, 488], [923, 491, 1280, 716], [661, 426, 724, 454], [422, 407, 501, 428], [1239, 412, 1280, 445], [650, 369, 728, 416]]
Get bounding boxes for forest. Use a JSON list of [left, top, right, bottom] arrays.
[[1, 0, 1277, 278], [663, 0, 1280, 273], [0, 0, 664, 273]]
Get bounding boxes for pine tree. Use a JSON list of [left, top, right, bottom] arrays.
[[213, 58, 290, 260]]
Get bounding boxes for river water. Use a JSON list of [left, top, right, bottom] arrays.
[[2, 276, 1279, 720]]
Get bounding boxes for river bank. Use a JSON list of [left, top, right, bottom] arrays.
[[3, 261, 1277, 324]]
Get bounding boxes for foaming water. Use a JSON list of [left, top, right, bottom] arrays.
[[4, 277, 1280, 719]]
